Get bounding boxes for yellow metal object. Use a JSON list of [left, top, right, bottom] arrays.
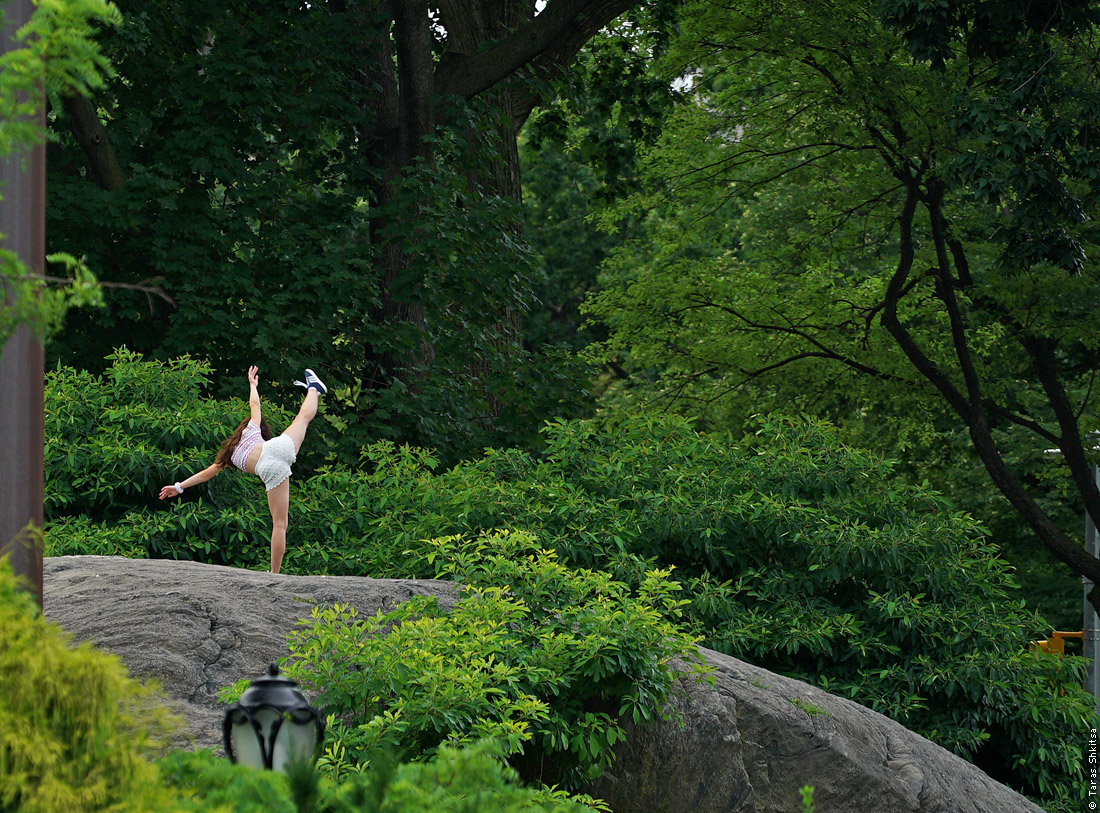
[[1031, 630, 1084, 655]]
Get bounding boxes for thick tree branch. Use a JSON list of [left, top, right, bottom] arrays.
[[980, 400, 1059, 443], [936, 216, 1100, 518], [61, 93, 124, 191], [393, 0, 435, 162], [881, 185, 972, 416], [1020, 335, 1100, 537], [883, 183, 1100, 610], [435, 0, 639, 111], [926, 184, 984, 407]]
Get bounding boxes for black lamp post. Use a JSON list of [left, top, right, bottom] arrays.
[[223, 663, 325, 771]]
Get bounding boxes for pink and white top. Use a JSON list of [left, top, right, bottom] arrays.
[[230, 421, 264, 471]]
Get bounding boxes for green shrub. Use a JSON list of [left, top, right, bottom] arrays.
[[278, 531, 703, 791], [161, 742, 595, 812], [339, 740, 596, 812], [46, 353, 1095, 805], [158, 750, 295, 812], [0, 557, 176, 812], [45, 349, 291, 567], [300, 416, 1094, 805]]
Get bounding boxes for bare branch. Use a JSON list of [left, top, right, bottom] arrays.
[[24, 274, 175, 314], [435, 0, 639, 103]]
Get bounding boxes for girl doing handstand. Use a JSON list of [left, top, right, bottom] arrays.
[[159, 365, 327, 574]]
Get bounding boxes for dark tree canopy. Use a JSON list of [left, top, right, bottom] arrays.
[[47, 0, 654, 461]]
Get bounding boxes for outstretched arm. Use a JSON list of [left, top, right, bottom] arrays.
[[247, 365, 261, 425], [159, 463, 222, 500]]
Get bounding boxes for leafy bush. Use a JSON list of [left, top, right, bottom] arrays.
[[0, 557, 176, 812], [46, 354, 1095, 805], [338, 740, 595, 813], [45, 349, 292, 567], [289, 418, 1100, 806], [159, 750, 295, 813], [161, 741, 594, 812], [279, 531, 702, 792]]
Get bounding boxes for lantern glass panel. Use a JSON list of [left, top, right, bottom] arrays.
[[230, 707, 282, 769], [271, 714, 318, 772]]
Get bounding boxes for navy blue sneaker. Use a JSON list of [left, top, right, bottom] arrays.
[[293, 368, 327, 395]]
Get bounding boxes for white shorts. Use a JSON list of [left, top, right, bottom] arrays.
[[255, 434, 297, 491]]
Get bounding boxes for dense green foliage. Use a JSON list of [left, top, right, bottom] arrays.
[[0, 557, 174, 812], [0, 0, 115, 343], [280, 531, 700, 790], [45, 354, 1095, 806], [520, 24, 677, 355], [162, 742, 594, 813], [574, 0, 1099, 629]]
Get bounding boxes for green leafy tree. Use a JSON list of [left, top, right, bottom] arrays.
[[582, 0, 1100, 631], [44, 0, 683, 462], [520, 22, 679, 355]]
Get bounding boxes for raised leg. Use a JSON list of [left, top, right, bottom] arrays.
[[283, 389, 318, 453], [266, 478, 290, 573]]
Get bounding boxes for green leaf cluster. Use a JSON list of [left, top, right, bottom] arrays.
[[0, 0, 118, 150], [0, 0, 116, 344], [284, 531, 701, 790], [160, 741, 594, 813]]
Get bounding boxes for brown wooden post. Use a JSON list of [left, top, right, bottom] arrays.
[[0, 0, 46, 607]]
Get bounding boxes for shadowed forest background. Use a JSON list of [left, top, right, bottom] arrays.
[[13, 0, 1100, 809]]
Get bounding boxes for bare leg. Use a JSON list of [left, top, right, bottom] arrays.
[[283, 389, 318, 453], [266, 478, 290, 573]]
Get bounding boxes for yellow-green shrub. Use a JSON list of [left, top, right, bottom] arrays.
[[0, 557, 176, 812]]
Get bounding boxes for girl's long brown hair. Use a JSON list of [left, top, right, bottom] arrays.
[[215, 417, 273, 469]]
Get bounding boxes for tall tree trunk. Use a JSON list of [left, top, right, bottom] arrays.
[[358, 3, 436, 393], [0, 0, 46, 608], [356, 0, 641, 410]]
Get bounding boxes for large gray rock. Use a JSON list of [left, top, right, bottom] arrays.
[[584, 653, 1042, 813], [43, 555, 457, 750], [43, 556, 1041, 813]]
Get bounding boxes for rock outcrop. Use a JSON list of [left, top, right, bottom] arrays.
[[44, 556, 1041, 813], [584, 654, 1040, 813], [43, 555, 457, 750]]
